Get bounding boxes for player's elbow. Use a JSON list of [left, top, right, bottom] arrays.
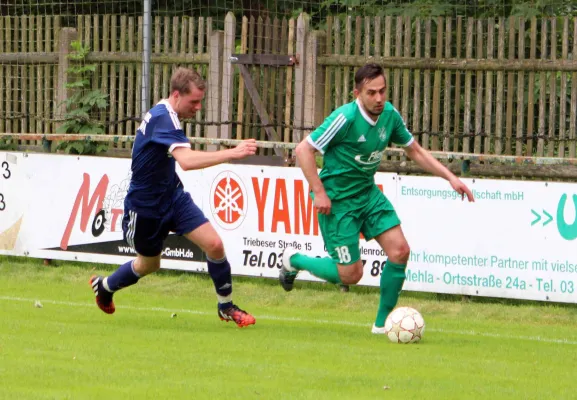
[[295, 140, 314, 161]]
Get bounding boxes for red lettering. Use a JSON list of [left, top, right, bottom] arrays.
[[271, 179, 291, 233], [60, 174, 109, 250], [110, 208, 124, 232], [294, 180, 319, 236], [252, 177, 269, 232]]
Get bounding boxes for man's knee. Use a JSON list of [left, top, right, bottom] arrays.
[[204, 236, 225, 259], [388, 243, 410, 264]]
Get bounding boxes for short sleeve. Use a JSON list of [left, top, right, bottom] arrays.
[[389, 107, 414, 147], [306, 110, 349, 154], [151, 112, 191, 153]]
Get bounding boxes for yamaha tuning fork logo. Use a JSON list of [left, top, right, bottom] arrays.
[[209, 171, 248, 230]]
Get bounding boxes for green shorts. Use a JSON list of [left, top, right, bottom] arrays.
[[318, 185, 400, 265]]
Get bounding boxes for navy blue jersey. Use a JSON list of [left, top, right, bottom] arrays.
[[124, 100, 191, 217]]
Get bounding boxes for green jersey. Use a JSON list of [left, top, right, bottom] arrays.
[[307, 99, 413, 203]]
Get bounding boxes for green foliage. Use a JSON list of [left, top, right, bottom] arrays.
[[55, 41, 109, 155], [0, 136, 18, 151]]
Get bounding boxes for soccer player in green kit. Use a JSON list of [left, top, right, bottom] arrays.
[[279, 63, 475, 333]]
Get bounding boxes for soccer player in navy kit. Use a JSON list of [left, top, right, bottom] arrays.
[[90, 67, 257, 327]]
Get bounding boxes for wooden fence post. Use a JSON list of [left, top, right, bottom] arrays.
[[221, 12, 236, 141], [55, 27, 78, 137], [207, 30, 224, 151], [293, 13, 310, 144], [303, 30, 326, 137]]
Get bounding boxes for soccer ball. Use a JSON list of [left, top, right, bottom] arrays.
[[384, 306, 425, 344]]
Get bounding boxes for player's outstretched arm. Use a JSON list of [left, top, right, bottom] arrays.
[[403, 141, 475, 202], [172, 139, 257, 171], [295, 139, 332, 214]]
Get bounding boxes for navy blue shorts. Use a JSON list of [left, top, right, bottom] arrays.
[[122, 191, 208, 257]]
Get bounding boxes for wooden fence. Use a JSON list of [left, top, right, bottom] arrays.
[[2, 13, 577, 160]]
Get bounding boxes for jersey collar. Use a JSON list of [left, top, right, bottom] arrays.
[[158, 99, 177, 115], [356, 99, 379, 126]]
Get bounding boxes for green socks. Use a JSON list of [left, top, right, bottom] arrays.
[[374, 260, 407, 327], [290, 253, 342, 285]]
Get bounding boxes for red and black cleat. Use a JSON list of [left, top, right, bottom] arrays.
[[218, 304, 256, 328], [89, 275, 115, 314]]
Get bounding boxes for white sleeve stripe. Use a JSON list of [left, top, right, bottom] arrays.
[[169, 142, 191, 153], [306, 135, 325, 154], [392, 137, 414, 147], [315, 114, 346, 149], [169, 112, 182, 130]]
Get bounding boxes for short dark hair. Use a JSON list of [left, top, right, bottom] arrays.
[[354, 63, 385, 90], [170, 67, 206, 94]]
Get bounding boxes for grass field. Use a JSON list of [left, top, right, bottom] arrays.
[[1, 256, 576, 400]]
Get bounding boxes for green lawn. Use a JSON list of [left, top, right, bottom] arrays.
[[1, 256, 576, 400]]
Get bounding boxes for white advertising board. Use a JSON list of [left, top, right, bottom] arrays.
[[1, 151, 576, 303]]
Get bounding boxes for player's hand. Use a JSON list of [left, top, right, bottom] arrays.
[[230, 139, 257, 159], [449, 177, 475, 202], [314, 191, 332, 215]]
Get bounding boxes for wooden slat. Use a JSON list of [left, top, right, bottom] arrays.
[[323, 16, 333, 116], [254, 16, 264, 143], [152, 17, 161, 105], [537, 19, 547, 157], [10, 16, 18, 135], [484, 18, 495, 153], [20, 17, 28, 137], [243, 16, 255, 140], [462, 18, 473, 153], [526, 17, 537, 156], [432, 17, 443, 150], [374, 16, 381, 58], [383, 16, 391, 100], [236, 16, 248, 141], [196, 17, 206, 141], [126, 16, 135, 137], [570, 19, 577, 158], [162, 16, 170, 106], [136, 15, 143, 120], [364, 17, 371, 56], [92, 15, 100, 92], [453, 17, 462, 152], [283, 18, 295, 143], [559, 17, 569, 157], [343, 16, 351, 106], [474, 19, 484, 154], [547, 17, 557, 157], [27, 17, 35, 135], [515, 17, 525, 156], [333, 17, 342, 108], [35, 16, 43, 135], [442, 17, 451, 151], [101, 15, 110, 124], [272, 17, 282, 143], [185, 16, 195, 141], [263, 16, 272, 153], [422, 19, 432, 149], [412, 18, 421, 139], [393, 16, 402, 111], [495, 17, 505, 155], [402, 16, 411, 122], [116, 15, 127, 135], [5, 17, 12, 134], [110, 16, 118, 135], [46, 16, 54, 133], [0, 18, 5, 134]]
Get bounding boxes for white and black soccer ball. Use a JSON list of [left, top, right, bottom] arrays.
[[384, 306, 425, 344]]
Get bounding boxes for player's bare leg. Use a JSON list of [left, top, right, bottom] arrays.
[[371, 225, 410, 334], [184, 222, 255, 327]]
